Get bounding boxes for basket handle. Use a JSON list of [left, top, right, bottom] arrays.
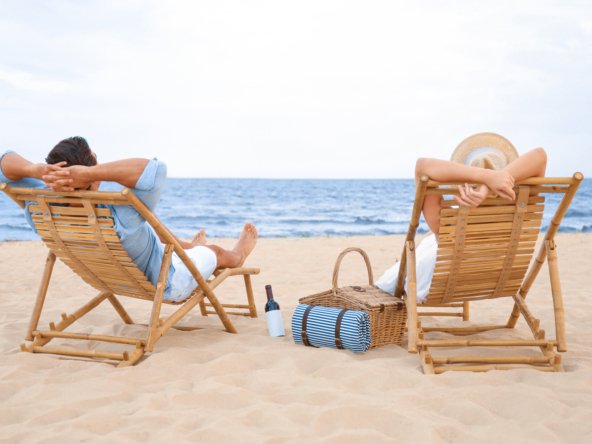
[[332, 247, 374, 291]]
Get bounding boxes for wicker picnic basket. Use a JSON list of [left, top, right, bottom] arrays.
[[299, 247, 406, 348]]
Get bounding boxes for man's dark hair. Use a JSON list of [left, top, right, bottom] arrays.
[[45, 136, 97, 166]]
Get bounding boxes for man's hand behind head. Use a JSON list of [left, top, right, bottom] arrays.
[[42, 165, 94, 191], [25, 161, 67, 181]]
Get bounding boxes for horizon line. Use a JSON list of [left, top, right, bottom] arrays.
[[167, 176, 417, 180], [167, 176, 589, 181]]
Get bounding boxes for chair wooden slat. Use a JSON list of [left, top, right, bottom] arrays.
[[58, 251, 133, 263], [438, 219, 543, 235], [436, 247, 535, 261], [37, 229, 122, 243], [34, 222, 118, 236], [24, 196, 130, 206], [45, 241, 126, 252], [441, 212, 543, 226], [439, 195, 544, 207], [32, 214, 115, 227], [434, 264, 533, 274], [438, 235, 539, 246], [440, 203, 545, 217], [29, 204, 115, 217]]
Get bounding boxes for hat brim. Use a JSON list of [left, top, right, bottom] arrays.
[[451, 132, 519, 166]]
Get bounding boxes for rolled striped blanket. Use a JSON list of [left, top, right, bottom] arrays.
[[291, 304, 371, 353]]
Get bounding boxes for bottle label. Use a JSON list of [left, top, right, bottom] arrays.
[[266, 310, 285, 337]]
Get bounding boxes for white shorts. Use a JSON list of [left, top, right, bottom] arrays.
[[375, 232, 438, 304], [167, 246, 218, 302]]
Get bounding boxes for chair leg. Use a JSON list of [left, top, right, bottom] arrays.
[[146, 245, 173, 352], [506, 242, 548, 328], [26, 252, 56, 341], [406, 301, 418, 353], [107, 294, 134, 324], [243, 274, 257, 318], [511, 292, 545, 341], [199, 300, 207, 316], [118, 343, 145, 367], [419, 346, 435, 374], [405, 241, 418, 354], [462, 301, 470, 321], [546, 240, 567, 352], [204, 286, 237, 333], [145, 286, 165, 352], [25, 291, 110, 349]]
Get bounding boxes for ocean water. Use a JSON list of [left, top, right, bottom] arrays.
[[1, 178, 591, 241]]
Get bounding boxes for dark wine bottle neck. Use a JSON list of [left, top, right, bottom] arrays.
[[265, 284, 274, 300]]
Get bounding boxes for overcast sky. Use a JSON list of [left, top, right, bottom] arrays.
[[0, 0, 590, 178]]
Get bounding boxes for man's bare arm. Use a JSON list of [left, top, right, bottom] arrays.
[[1, 152, 65, 181], [43, 158, 149, 190]]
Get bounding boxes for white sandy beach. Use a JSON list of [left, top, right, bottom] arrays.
[[1, 233, 591, 443]]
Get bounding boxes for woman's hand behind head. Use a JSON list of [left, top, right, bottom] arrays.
[[483, 169, 516, 200]]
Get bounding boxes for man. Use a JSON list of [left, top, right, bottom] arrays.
[[0, 136, 258, 302]]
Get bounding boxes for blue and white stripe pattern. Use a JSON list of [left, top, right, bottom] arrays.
[[291, 304, 371, 353]]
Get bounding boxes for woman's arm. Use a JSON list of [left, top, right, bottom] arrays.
[[415, 157, 514, 235], [415, 157, 516, 199], [415, 148, 547, 235], [503, 147, 547, 180], [0, 152, 65, 181]]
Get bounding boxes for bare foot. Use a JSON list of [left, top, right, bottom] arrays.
[[232, 223, 258, 266], [192, 229, 207, 246]]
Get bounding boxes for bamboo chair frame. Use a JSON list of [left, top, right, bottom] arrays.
[[395, 173, 583, 374], [1, 184, 260, 367]]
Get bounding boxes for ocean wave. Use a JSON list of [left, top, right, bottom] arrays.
[[541, 224, 592, 233], [353, 216, 390, 225], [0, 223, 35, 232], [276, 218, 344, 226], [161, 215, 231, 226], [564, 209, 592, 218]]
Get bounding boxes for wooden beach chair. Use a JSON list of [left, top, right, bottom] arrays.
[[395, 173, 583, 373], [1, 184, 260, 367]]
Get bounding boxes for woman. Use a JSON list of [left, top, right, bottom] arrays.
[[375, 135, 547, 303]]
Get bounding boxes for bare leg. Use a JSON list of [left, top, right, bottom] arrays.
[[206, 223, 258, 269]]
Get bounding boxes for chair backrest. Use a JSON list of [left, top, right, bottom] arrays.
[[394, 174, 584, 301], [1, 185, 157, 300], [1, 184, 212, 301], [428, 185, 544, 303]]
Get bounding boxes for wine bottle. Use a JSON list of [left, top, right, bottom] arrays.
[[265, 284, 285, 337]]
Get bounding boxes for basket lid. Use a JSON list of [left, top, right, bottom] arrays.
[[336, 286, 404, 309], [299, 285, 404, 310]]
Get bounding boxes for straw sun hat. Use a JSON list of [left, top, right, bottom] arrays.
[[450, 132, 519, 170]]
